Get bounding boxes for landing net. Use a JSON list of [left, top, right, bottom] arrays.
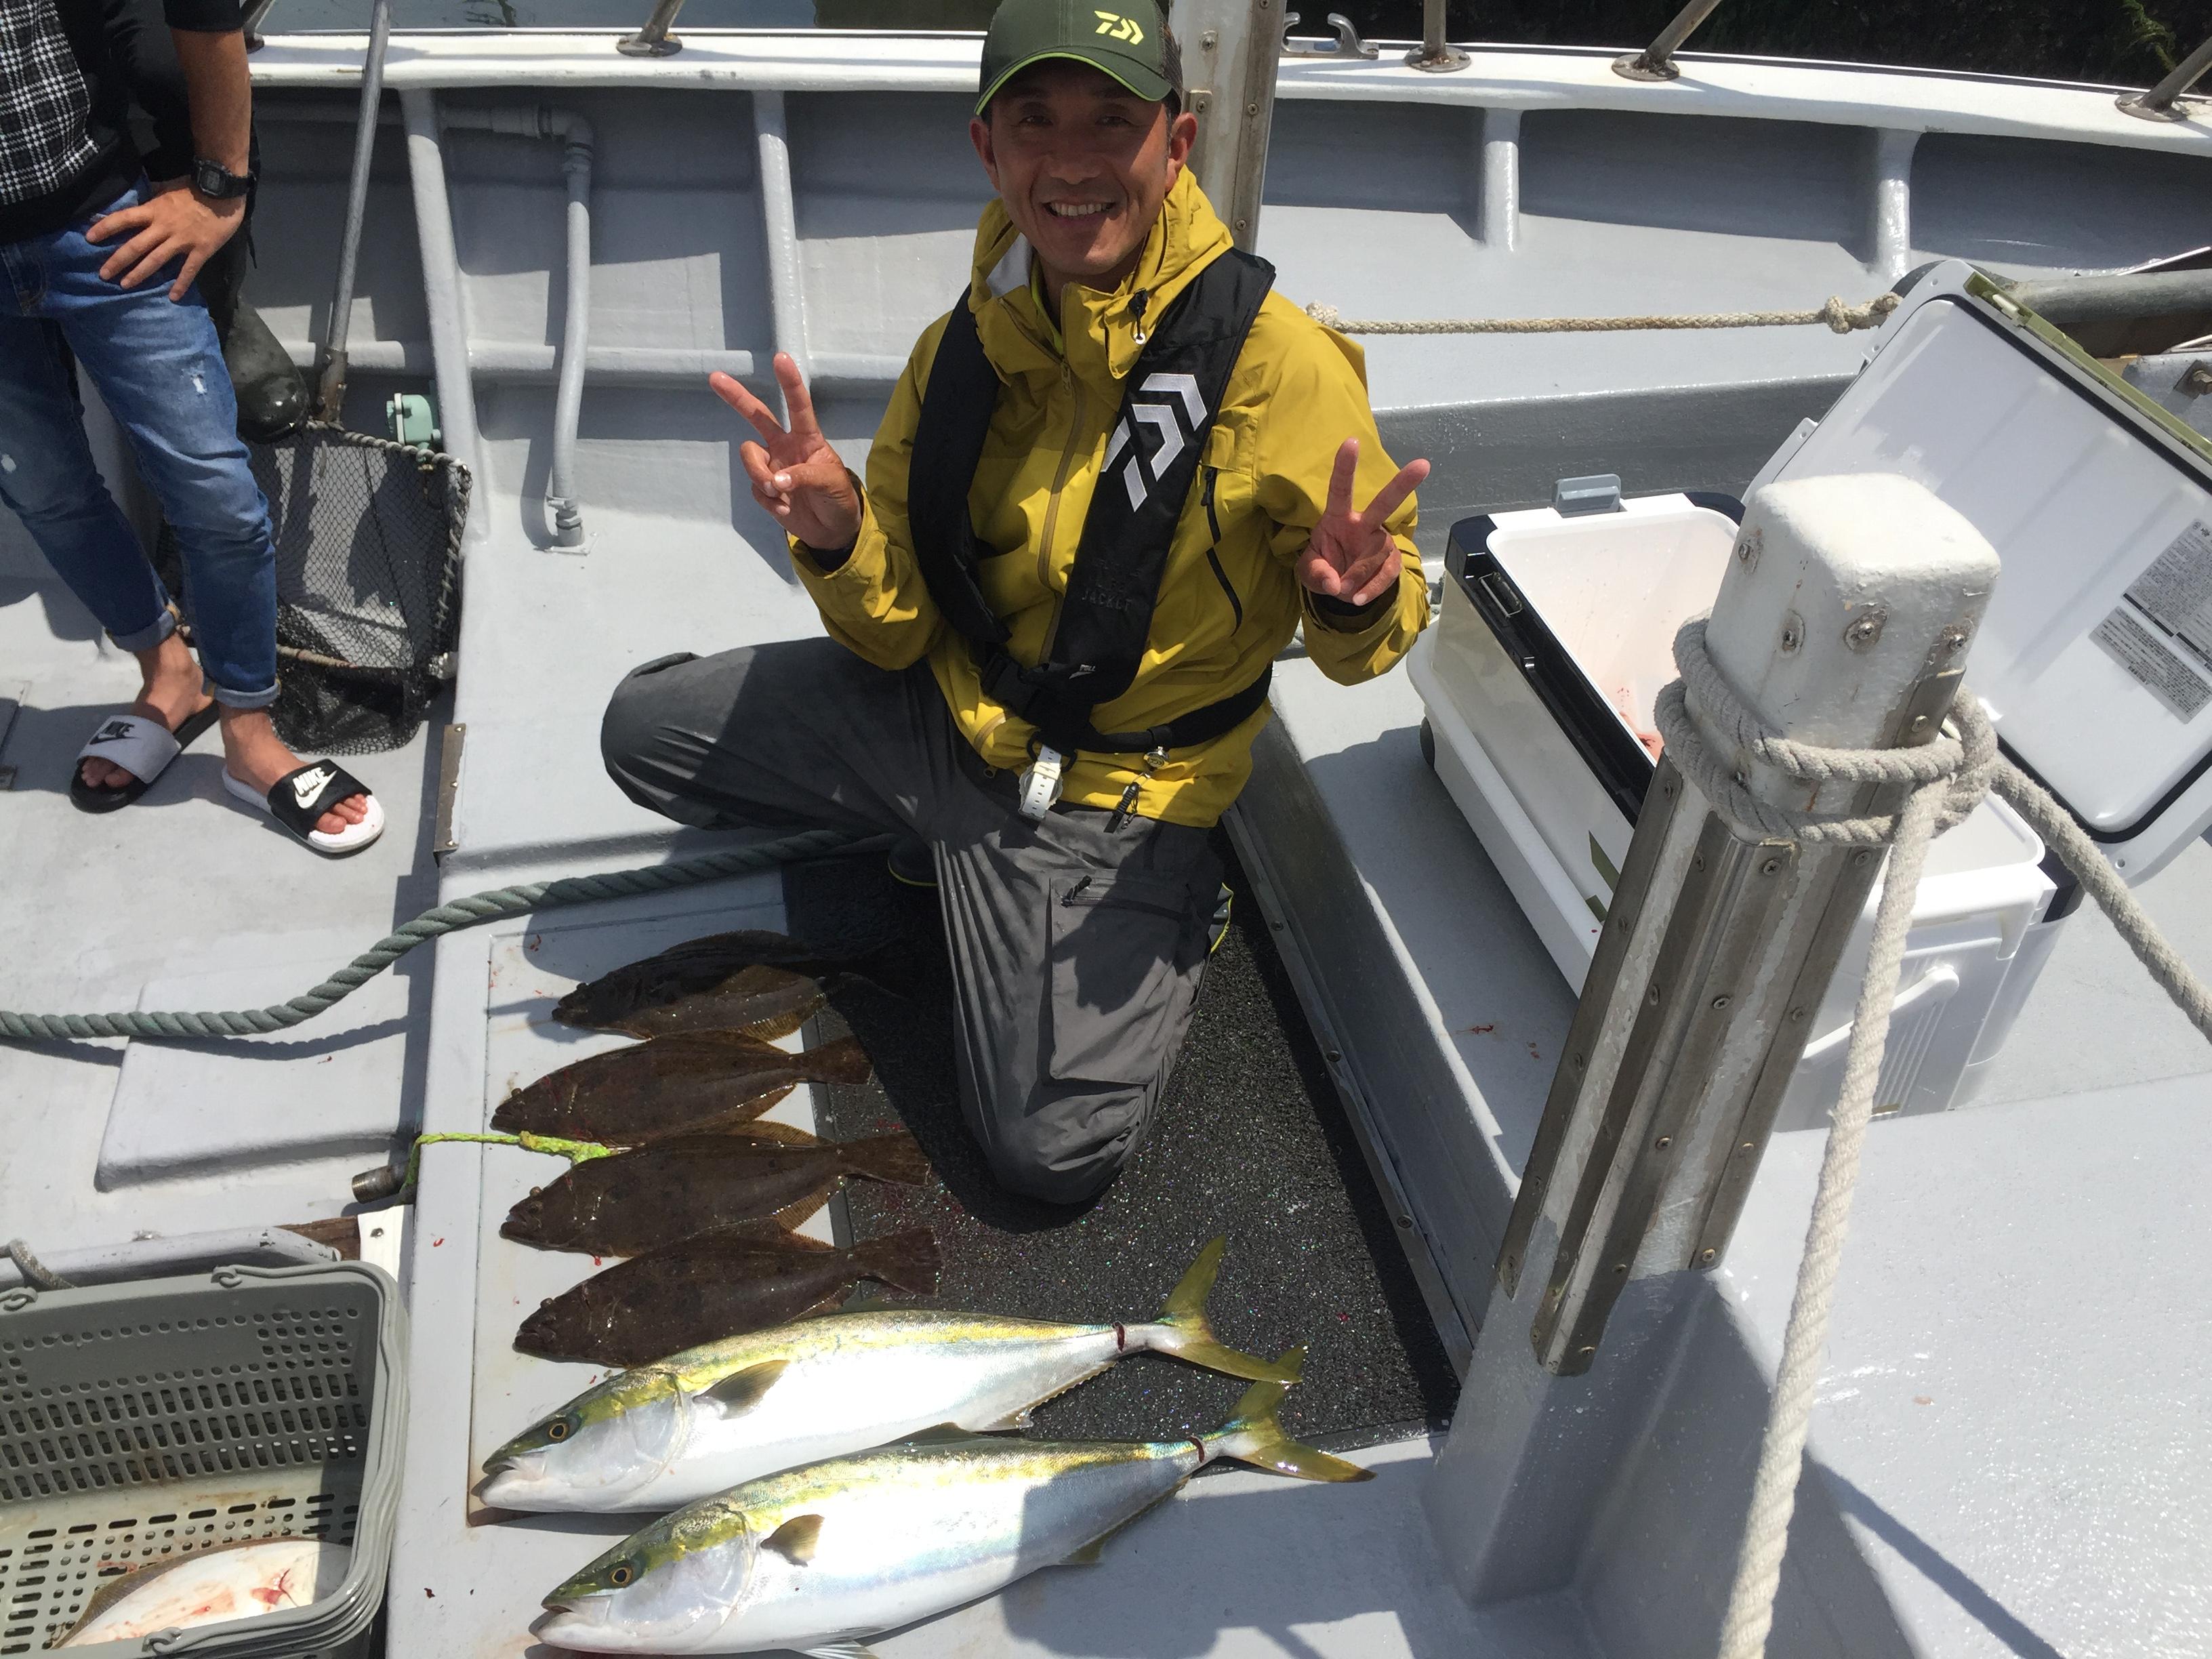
[[158, 423, 469, 754]]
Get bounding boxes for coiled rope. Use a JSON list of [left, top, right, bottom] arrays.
[[0, 826, 866, 1044], [1304, 293, 1900, 337], [1651, 618, 2212, 1659]]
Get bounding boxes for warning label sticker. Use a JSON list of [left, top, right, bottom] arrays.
[[2092, 521, 2212, 722], [2128, 521, 2212, 660], [2095, 609, 2212, 719]]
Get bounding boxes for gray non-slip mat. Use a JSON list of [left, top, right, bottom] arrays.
[[784, 832, 1458, 1454]]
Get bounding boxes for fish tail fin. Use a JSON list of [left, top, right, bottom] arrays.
[[1206, 1357, 1371, 1483], [802, 1034, 876, 1087], [837, 1130, 932, 1186], [1143, 1237, 1303, 1383], [851, 1226, 941, 1296]]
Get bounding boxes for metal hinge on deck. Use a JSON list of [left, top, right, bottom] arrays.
[[0, 681, 26, 790], [434, 722, 465, 859]]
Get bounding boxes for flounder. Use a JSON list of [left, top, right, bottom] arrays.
[[514, 1222, 940, 1368], [501, 1124, 930, 1254], [491, 1031, 873, 1145]]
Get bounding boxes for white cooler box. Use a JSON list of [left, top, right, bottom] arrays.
[[1409, 494, 2062, 1132], [1410, 258, 2212, 1130]]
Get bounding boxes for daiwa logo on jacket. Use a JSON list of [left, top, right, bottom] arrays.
[[1102, 373, 1204, 509]]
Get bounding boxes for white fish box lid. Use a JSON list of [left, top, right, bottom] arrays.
[[1755, 258, 2212, 882]]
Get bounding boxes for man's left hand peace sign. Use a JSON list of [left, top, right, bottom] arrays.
[[1296, 438, 1431, 609]]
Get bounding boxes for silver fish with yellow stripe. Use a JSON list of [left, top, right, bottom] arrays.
[[535, 1368, 1366, 1656], [481, 1237, 1294, 1513]]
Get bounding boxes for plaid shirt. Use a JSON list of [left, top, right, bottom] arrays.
[[0, 0, 102, 206], [0, 0, 241, 242]]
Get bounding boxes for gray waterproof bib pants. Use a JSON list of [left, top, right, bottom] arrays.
[[600, 639, 1223, 1204]]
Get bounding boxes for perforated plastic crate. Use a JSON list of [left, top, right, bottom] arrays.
[[0, 1263, 405, 1657]]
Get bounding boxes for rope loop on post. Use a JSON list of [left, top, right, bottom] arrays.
[[1653, 617, 1997, 846]]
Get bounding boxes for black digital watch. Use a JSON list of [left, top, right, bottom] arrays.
[[190, 157, 254, 201]]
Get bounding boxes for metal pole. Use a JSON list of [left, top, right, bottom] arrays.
[[1169, 0, 1282, 251], [1405, 0, 1469, 73], [2118, 33, 2212, 121], [399, 90, 489, 548], [315, 0, 392, 425], [618, 0, 685, 58], [1614, 0, 1725, 82], [2002, 268, 2212, 358], [243, 0, 276, 50]]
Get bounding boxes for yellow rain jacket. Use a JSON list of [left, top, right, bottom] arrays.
[[792, 169, 1428, 828]]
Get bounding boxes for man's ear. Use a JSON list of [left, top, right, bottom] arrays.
[[970, 115, 1001, 190], [1164, 108, 1198, 179]]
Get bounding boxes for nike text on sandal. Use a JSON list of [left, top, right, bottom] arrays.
[[224, 761, 386, 857], [70, 705, 220, 813]]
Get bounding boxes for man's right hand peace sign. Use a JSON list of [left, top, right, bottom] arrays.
[[714, 353, 863, 554]]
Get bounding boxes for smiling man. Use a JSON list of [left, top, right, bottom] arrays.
[[602, 0, 1431, 1204]]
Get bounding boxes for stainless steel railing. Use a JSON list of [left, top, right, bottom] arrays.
[[1613, 0, 1725, 81], [618, 0, 687, 58], [1404, 0, 1469, 72], [2118, 33, 2212, 121]]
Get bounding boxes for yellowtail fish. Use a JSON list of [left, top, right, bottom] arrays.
[[535, 1368, 1365, 1655], [481, 1237, 1294, 1514], [57, 1540, 352, 1647]]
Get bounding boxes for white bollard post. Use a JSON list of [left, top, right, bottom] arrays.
[[1422, 474, 1999, 1614]]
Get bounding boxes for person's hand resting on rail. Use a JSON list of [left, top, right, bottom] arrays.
[[714, 354, 864, 554], [1297, 437, 1429, 609]]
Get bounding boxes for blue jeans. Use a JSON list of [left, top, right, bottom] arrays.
[[0, 182, 277, 708]]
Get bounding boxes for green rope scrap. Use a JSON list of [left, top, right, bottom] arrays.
[[0, 826, 869, 1045], [402, 1129, 614, 1193]]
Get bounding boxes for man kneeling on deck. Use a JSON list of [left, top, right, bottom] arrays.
[[602, 0, 1429, 1203]]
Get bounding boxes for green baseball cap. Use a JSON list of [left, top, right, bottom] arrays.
[[977, 0, 1176, 116]]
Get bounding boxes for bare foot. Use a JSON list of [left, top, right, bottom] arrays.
[[220, 708, 372, 837], [81, 633, 213, 793]]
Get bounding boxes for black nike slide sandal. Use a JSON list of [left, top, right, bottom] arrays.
[[223, 760, 386, 857], [69, 704, 221, 814]]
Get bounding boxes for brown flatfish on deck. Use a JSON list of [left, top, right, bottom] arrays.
[[499, 1123, 931, 1254], [489, 1031, 873, 1143], [551, 929, 905, 1040], [512, 1223, 942, 1368]]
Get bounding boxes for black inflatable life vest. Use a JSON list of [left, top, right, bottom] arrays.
[[907, 247, 1275, 760]]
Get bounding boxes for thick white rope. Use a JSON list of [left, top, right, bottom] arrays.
[[1304, 293, 1899, 337], [1652, 618, 2212, 1659]]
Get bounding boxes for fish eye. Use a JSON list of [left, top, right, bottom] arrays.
[[608, 1563, 635, 1587], [547, 1420, 570, 1441]]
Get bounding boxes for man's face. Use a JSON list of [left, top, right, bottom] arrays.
[[970, 62, 1197, 291]]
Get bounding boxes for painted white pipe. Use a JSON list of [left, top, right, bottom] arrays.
[[442, 103, 596, 552], [399, 89, 487, 550], [752, 89, 812, 402], [280, 339, 760, 384]]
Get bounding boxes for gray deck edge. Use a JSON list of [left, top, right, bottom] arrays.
[[1228, 721, 1497, 1366]]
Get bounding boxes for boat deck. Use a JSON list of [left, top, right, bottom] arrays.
[[5, 28, 2212, 1659]]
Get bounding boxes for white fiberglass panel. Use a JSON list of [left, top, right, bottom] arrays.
[[1780, 296, 2212, 864]]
